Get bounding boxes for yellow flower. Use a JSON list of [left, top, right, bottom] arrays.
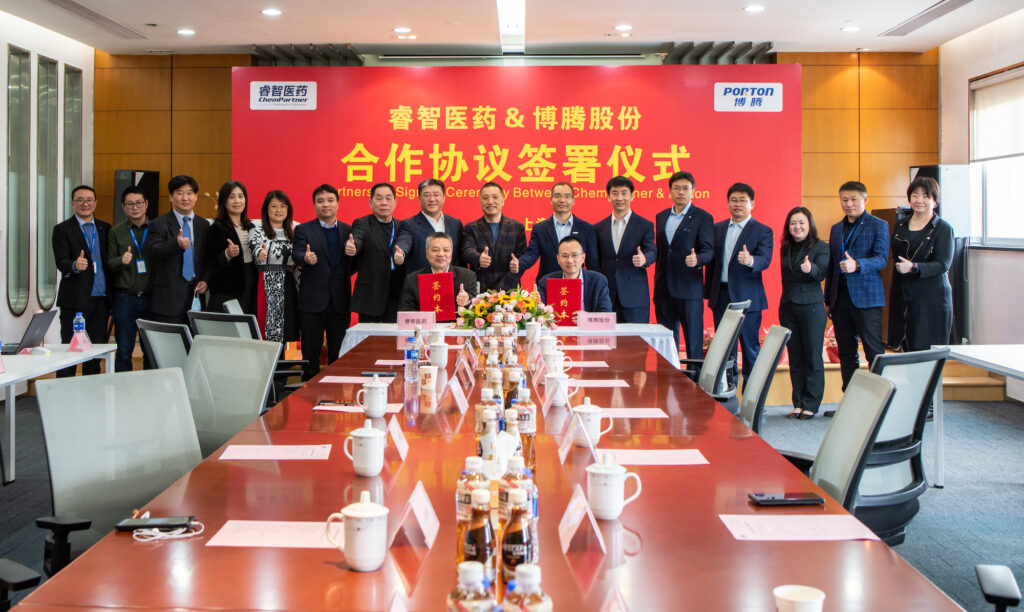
[[474, 302, 489, 317]]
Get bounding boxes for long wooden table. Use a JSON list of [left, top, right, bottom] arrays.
[[17, 336, 960, 611]]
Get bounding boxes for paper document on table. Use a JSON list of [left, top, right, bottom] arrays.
[[602, 408, 668, 419], [574, 379, 629, 388], [207, 520, 340, 548], [569, 361, 610, 368], [314, 403, 402, 414], [374, 359, 404, 366], [560, 344, 612, 351], [219, 445, 332, 461], [598, 448, 707, 465], [320, 375, 372, 384], [718, 514, 881, 541]]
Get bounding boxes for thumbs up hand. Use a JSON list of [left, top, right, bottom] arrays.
[[304, 244, 318, 265], [457, 283, 470, 306], [176, 229, 191, 250], [895, 255, 914, 275], [684, 247, 698, 268], [509, 253, 519, 274], [257, 242, 269, 263], [345, 234, 357, 256], [225, 238, 240, 259], [800, 255, 812, 274], [479, 246, 492, 269], [121, 247, 133, 265], [74, 249, 89, 271], [393, 245, 405, 265], [840, 250, 857, 274], [737, 244, 753, 266], [632, 245, 646, 267]]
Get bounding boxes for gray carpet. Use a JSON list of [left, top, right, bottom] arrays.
[[1, 396, 1022, 609]]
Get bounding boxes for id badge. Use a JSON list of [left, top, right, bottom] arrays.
[[92, 262, 97, 274], [135, 259, 147, 274]]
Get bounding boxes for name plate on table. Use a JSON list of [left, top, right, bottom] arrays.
[[577, 336, 616, 348], [578, 312, 616, 331], [387, 416, 409, 461], [397, 312, 435, 330], [558, 484, 606, 554]]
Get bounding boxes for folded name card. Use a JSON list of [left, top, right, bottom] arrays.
[[397, 311, 435, 330], [578, 312, 616, 330]]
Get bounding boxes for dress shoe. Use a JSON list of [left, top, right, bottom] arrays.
[[823, 409, 836, 417]]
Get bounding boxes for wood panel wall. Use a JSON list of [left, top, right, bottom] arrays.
[[92, 52, 251, 222]]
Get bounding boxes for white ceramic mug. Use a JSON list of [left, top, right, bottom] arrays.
[[543, 349, 573, 375], [572, 399, 612, 447], [325, 490, 390, 572], [356, 375, 389, 418], [772, 585, 826, 612], [344, 419, 386, 477], [586, 454, 642, 520], [539, 335, 563, 355], [429, 328, 445, 346], [525, 321, 541, 343], [544, 372, 579, 407], [429, 342, 448, 369]]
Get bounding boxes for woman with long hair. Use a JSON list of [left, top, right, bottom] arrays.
[[204, 180, 258, 313]]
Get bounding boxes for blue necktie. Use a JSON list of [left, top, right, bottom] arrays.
[[182, 217, 194, 281], [84, 222, 105, 296]]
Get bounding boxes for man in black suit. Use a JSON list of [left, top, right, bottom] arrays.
[[347, 182, 403, 323], [705, 182, 774, 383], [51, 185, 111, 376], [292, 184, 353, 379], [537, 235, 613, 315], [394, 178, 464, 274], [594, 176, 657, 323], [518, 181, 599, 280], [399, 233, 477, 314], [654, 171, 715, 362], [148, 175, 210, 324], [461, 182, 527, 292]]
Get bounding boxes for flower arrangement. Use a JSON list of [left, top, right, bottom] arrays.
[[456, 288, 558, 330], [824, 325, 840, 363]]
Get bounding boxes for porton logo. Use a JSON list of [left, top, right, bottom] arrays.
[[714, 82, 782, 112], [250, 81, 317, 110]]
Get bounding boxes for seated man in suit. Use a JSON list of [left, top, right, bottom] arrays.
[[394, 178, 464, 274], [594, 176, 656, 323], [461, 182, 527, 292], [148, 175, 210, 325], [399, 232, 477, 313], [347, 182, 403, 323], [537, 235, 612, 316], [518, 181, 599, 279], [705, 182, 773, 384]]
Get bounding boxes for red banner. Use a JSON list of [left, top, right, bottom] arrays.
[[417, 272, 456, 321], [546, 278, 583, 326]]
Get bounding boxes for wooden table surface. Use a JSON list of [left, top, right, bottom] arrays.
[[18, 336, 961, 611]]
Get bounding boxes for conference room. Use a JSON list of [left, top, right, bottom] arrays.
[[0, 1, 1022, 610]]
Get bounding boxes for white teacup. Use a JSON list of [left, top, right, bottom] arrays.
[[325, 490, 389, 572], [543, 349, 573, 375], [544, 372, 579, 407], [539, 335, 563, 355], [429, 342, 448, 369], [586, 454, 642, 520], [525, 321, 541, 343], [572, 398, 612, 447], [773, 585, 826, 612], [429, 328, 445, 345], [357, 374, 389, 418], [344, 419, 386, 477]]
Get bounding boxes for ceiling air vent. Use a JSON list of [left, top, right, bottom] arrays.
[[41, 0, 146, 39], [880, 0, 973, 36]]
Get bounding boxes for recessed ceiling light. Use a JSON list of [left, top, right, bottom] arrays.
[[841, 25, 861, 32], [261, 8, 281, 17], [396, 34, 417, 40], [614, 24, 632, 32], [393, 26, 411, 33], [177, 28, 195, 36], [857, 47, 874, 51], [744, 5, 765, 12]]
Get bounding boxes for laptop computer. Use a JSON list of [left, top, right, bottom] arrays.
[[1, 310, 58, 355]]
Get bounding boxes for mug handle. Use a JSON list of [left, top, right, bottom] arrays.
[[562, 355, 575, 372], [622, 472, 642, 508], [356, 388, 366, 408], [344, 435, 354, 461], [599, 416, 613, 437], [567, 379, 581, 398], [325, 512, 345, 548]]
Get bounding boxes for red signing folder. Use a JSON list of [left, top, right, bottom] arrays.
[[546, 277, 582, 326], [417, 272, 456, 321]]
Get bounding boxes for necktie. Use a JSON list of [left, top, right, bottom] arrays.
[[182, 217, 195, 281]]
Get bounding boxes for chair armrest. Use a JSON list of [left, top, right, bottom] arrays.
[[35, 516, 90, 577], [778, 451, 815, 475], [976, 564, 1021, 609], [283, 382, 303, 392], [278, 359, 307, 369], [35, 516, 91, 535], [679, 358, 705, 367], [0, 558, 41, 591]]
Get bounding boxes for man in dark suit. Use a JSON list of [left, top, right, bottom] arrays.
[[518, 181, 599, 280], [594, 176, 656, 323], [705, 182, 773, 383], [292, 184, 353, 380], [51, 185, 111, 376], [824, 180, 890, 402], [394, 178, 464, 274], [347, 182, 403, 323], [537, 235, 613, 315], [654, 171, 715, 362], [461, 182, 527, 292], [147, 175, 209, 325], [399, 233, 477, 313]]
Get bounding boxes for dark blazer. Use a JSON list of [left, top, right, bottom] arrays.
[[395, 212, 464, 273], [705, 217, 773, 311], [518, 215, 599, 279], [653, 204, 715, 301], [148, 211, 210, 318], [889, 215, 954, 350], [780, 239, 830, 305], [350, 214, 401, 316], [204, 220, 253, 296], [824, 212, 890, 309], [52, 216, 112, 310], [537, 269, 613, 313], [594, 212, 656, 309], [398, 266, 479, 314], [461, 215, 527, 292], [291, 219, 353, 314]]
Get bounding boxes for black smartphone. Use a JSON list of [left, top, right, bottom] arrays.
[[115, 516, 195, 531], [748, 492, 825, 506]]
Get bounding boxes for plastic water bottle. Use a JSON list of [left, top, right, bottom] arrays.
[[73, 312, 85, 334], [404, 336, 419, 382]]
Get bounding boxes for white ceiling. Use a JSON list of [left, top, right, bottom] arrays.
[[0, 0, 1021, 56]]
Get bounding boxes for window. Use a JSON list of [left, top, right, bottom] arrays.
[[970, 65, 1024, 246], [37, 56, 58, 309], [63, 65, 82, 219], [7, 46, 31, 315]]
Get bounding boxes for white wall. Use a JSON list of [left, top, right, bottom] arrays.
[[0, 10, 93, 347]]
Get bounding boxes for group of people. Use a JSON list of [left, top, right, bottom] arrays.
[[51, 171, 954, 410]]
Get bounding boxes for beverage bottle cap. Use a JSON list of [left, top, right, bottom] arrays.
[[480, 387, 494, 400], [471, 488, 490, 505], [504, 409, 517, 422], [465, 456, 483, 472], [509, 488, 528, 505], [515, 563, 541, 587], [507, 456, 525, 470], [458, 561, 484, 585]]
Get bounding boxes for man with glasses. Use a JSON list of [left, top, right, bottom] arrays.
[[537, 235, 612, 315], [105, 185, 154, 371], [395, 178, 464, 275], [517, 181, 599, 279], [149, 175, 210, 324], [51, 184, 111, 376]]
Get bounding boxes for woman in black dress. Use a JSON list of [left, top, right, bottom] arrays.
[[779, 207, 830, 419], [205, 181, 258, 314], [891, 176, 954, 351]]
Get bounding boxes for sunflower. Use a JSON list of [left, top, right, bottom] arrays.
[[474, 302, 490, 317]]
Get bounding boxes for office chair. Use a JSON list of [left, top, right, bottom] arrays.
[[853, 347, 949, 545], [976, 564, 1021, 612], [737, 325, 791, 434], [222, 298, 244, 315], [682, 307, 745, 410], [0, 558, 40, 611], [137, 319, 193, 370], [34, 369, 202, 575]]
